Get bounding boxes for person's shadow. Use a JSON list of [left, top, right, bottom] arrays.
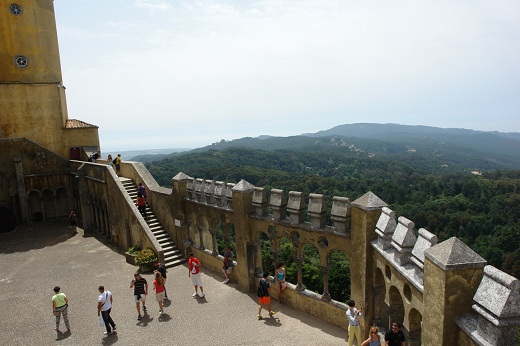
[[55, 330, 71, 341]]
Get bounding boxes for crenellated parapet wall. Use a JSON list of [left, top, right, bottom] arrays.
[[69, 166, 519, 345]]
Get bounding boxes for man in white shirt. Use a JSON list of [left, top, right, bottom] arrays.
[[346, 300, 362, 346], [97, 285, 116, 335]]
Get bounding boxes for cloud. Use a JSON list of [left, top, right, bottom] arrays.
[[133, 0, 173, 11]]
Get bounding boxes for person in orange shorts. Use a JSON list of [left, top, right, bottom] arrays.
[[257, 271, 276, 320]]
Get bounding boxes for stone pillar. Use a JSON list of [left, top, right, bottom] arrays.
[[269, 189, 287, 220], [287, 191, 306, 225], [372, 285, 384, 327], [13, 156, 30, 225], [171, 172, 192, 253], [350, 192, 387, 335], [231, 179, 255, 291], [308, 193, 327, 229], [331, 196, 350, 234], [252, 187, 268, 216], [77, 165, 95, 234], [321, 265, 331, 302], [295, 252, 304, 291], [423, 237, 486, 345]]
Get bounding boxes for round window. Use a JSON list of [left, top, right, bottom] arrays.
[[9, 4, 23, 15], [14, 55, 29, 68]]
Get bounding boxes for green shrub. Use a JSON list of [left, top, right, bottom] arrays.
[[127, 246, 140, 255]]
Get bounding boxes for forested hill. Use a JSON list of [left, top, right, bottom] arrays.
[[145, 145, 520, 279], [132, 123, 520, 170]]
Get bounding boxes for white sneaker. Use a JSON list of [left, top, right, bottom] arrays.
[[198, 292, 205, 298], [223, 279, 229, 284], [192, 292, 198, 297]]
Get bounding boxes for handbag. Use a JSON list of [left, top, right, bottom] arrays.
[[99, 316, 104, 327]]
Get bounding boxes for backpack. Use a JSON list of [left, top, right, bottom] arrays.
[[112, 158, 117, 164], [257, 279, 267, 297]]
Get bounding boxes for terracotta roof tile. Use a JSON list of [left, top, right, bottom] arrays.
[[65, 119, 98, 129]]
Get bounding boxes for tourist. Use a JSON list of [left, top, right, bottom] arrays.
[[222, 246, 234, 284], [137, 182, 147, 201], [114, 154, 121, 175], [107, 154, 113, 169], [97, 286, 116, 335], [257, 271, 276, 320], [385, 322, 406, 346], [361, 326, 381, 346], [68, 210, 77, 233], [153, 260, 168, 300], [51, 286, 70, 333], [188, 253, 205, 298], [346, 300, 363, 346], [153, 270, 166, 314], [275, 262, 287, 303], [136, 192, 146, 217], [130, 272, 148, 320]]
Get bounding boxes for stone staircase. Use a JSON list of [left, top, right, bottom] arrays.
[[120, 177, 186, 268]]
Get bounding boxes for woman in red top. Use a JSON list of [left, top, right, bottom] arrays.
[[153, 271, 165, 314], [136, 192, 146, 217]]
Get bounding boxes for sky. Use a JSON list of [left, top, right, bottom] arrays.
[[53, 0, 520, 153]]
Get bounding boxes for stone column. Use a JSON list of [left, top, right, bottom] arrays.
[[171, 172, 192, 252], [321, 265, 331, 302], [423, 237, 486, 345], [13, 156, 30, 225], [350, 192, 387, 335], [295, 254, 304, 291], [372, 285, 383, 327], [231, 179, 255, 291]]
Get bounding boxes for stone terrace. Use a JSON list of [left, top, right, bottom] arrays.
[[0, 220, 347, 346]]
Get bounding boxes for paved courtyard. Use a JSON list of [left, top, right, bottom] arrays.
[[0, 219, 347, 345]]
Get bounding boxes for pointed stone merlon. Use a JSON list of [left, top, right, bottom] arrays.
[[308, 193, 327, 229], [269, 189, 287, 220], [214, 181, 227, 207], [411, 228, 438, 282], [172, 171, 193, 199], [226, 182, 235, 210], [204, 179, 215, 204], [287, 191, 307, 225], [375, 207, 397, 250], [331, 196, 351, 234], [471, 266, 520, 346], [391, 216, 416, 266], [195, 178, 204, 202], [252, 187, 268, 216]]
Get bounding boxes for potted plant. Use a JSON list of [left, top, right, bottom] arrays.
[[125, 246, 140, 265], [135, 248, 157, 273]]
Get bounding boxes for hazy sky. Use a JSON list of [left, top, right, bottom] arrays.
[[54, 0, 520, 153]]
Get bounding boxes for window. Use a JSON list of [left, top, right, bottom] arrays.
[[14, 55, 28, 68], [9, 4, 22, 15]]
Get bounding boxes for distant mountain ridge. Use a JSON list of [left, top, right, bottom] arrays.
[[135, 123, 520, 170]]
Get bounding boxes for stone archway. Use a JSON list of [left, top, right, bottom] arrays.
[[408, 308, 422, 346], [388, 286, 405, 328], [373, 267, 387, 327]]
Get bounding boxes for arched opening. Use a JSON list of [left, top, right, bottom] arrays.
[[259, 231, 272, 275], [277, 237, 296, 284], [388, 286, 405, 329], [328, 249, 350, 302], [302, 243, 322, 294], [408, 308, 422, 346], [28, 190, 42, 221], [42, 189, 56, 219], [374, 268, 388, 328]]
